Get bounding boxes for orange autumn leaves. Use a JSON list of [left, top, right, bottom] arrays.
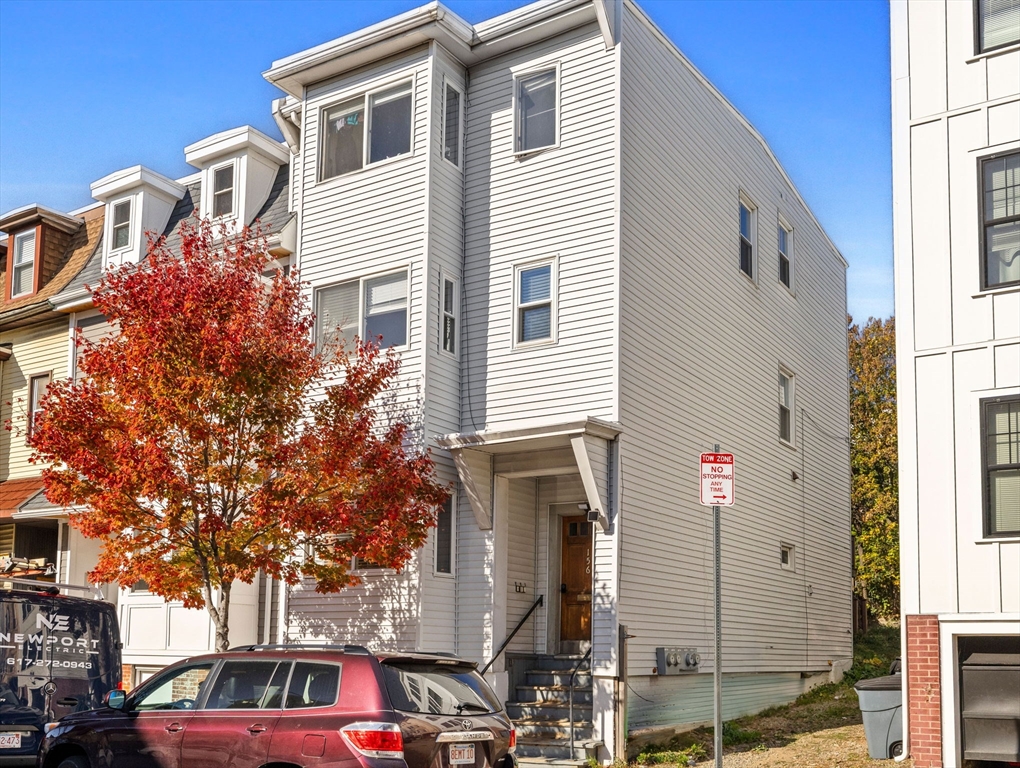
[[25, 219, 446, 650]]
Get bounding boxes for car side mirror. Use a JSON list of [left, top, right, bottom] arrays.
[[105, 690, 126, 711]]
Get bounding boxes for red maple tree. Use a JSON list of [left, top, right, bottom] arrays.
[[25, 219, 447, 651]]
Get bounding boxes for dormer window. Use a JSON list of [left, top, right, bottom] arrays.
[[11, 230, 37, 298], [112, 200, 132, 250], [213, 164, 235, 218]]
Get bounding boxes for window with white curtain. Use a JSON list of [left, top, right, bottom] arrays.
[[983, 396, 1020, 537], [977, 0, 1020, 53], [981, 151, 1020, 289], [11, 229, 36, 298], [315, 270, 408, 353]]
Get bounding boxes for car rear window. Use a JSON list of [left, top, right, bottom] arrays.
[[381, 663, 501, 715]]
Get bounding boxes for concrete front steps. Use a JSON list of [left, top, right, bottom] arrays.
[[506, 655, 601, 767]]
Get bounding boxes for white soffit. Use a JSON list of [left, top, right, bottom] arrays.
[[184, 125, 290, 168], [90, 165, 186, 203]]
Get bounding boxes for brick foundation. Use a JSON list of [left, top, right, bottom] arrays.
[[906, 614, 942, 767]]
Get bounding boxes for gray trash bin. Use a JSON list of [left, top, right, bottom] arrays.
[[855, 673, 903, 759]]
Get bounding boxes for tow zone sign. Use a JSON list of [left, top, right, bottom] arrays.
[[700, 453, 735, 506]]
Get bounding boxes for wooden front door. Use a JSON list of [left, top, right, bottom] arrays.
[[560, 515, 593, 643]]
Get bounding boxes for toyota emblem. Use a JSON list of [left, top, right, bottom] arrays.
[[461, 720, 471, 730]]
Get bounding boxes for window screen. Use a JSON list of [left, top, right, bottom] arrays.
[[518, 69, 557, 152], [321, 98, 365, 180], [369, 84, 412, 165]]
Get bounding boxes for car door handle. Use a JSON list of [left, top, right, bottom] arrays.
[[247, 724, 268, 734], [165, 723, 184, 733]]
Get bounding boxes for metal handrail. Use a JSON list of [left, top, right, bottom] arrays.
[[569, 647, 593, 760], [480, 595, 543, 675]]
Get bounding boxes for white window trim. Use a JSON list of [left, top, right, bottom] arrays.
[[779, 542, 795, 571], [10, 230, 37, 298], [317, 75, 416, 185], [778, 213, 794, 294], [434, 491, 456, 579], [779, 366, 796, 448], [738, 191, 758, 284], [439, 271, 459, 358], [513, 257, 558, 349], [110, 198, 134, 254], [441, 77, 464, 170], [315, 266, 411, 353], [512, 61, 562, 157], [209, 159, 238, 222]]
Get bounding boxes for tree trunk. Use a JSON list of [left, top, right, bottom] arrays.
[[204, 581, 233, 653]]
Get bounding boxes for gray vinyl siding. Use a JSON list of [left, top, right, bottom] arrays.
[[616, 0, 851, 706], [461, 23, 618, 429]]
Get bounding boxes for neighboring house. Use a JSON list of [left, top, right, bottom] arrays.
[[0, 202, 107, 593], [891, 1, 1020, 766], [261, 0, 852, 761]]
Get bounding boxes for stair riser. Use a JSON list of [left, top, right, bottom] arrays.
[[507, 703, 592, 720], [516, 724, 594, 741], [515, 688, 593, 704], [525, 671, 593, 687], [515, 744, 589, 760], [529, 657, 591, 672]]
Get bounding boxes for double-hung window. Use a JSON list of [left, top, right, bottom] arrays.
[[10, 230, 36, 298], [443, 82, 462, 167], [778, 369, 794, 444], [441, 276, 458, 354], [739, 201, 755, 278], [516, 67, 558, 153], [213, 164, 235, 219], [983, 396, 1020, 537], [28, 373, 50, 438], [516, 262, 555, 345], [976, 0, 1020, 53], [981, 151, 1020, 289], [778, 222, 792, 288], [315, 270, 408, 352], [320, 82, 412, 181], [112, 200, 132, 250]]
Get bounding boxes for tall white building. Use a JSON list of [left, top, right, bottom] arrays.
[[891, 0, 1020, 765]]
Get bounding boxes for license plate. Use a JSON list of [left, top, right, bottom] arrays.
[[0, 733, 22, 749], [449, 744, 475, 765]]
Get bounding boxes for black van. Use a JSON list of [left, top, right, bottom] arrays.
[[1, 582, 121, 766]]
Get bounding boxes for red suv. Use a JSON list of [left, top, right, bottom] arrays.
[[38, 645, 517, 768]]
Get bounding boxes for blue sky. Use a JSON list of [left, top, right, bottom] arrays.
[[0, 0, 892, 320]]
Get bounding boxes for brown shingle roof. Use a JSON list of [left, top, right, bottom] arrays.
[[0, 206, 104, 318], [0, 477, 45, 519]]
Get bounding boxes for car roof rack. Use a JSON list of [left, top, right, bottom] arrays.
[[228, 643, 373, 655], [0, 577, 105, 600]]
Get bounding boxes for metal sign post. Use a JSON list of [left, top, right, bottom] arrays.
[[700, 448, 735, 768]]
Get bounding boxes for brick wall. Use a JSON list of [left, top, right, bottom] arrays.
[[906, 614, 942, 767], [121, 663, 133, 691]]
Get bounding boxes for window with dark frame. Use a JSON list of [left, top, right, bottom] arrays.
[[436, 496, 453, 575], [441, 277, 457, 354], [779, 370, 793, 444], [779, 223, 792, 288], [976, 0, 1020, 53], [517, 68, 557, 153], [112, 201, 131, 250], [319, 82, 412, 182], [739, 202, 754, 277], [213, 165, 234, 218], [28, 373, 50, 437], [983, 396, 1020, 537], [11, 230, 36, 298], [981, 151, 1020, 288], [443, 83, 461, 167]]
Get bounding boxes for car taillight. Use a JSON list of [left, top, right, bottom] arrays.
[[340, 722, 404, 759], [508, 727, 517, 753]]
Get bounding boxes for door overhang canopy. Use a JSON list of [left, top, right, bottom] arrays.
[[436, 416, 621, 532]]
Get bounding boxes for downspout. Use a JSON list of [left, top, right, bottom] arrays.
[[272, 98, 301, 155]]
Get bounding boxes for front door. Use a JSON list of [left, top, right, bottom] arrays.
[[559, 515, 592, 648]]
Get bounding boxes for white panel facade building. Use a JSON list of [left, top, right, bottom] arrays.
[[263, 0, 851, 760], [891, 0, 1020, 765]]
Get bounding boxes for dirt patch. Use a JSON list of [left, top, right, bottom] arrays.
[[720, 723, 911, 767]]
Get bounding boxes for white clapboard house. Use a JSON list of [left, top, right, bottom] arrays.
[[891, 0, 1020, 765], [259, 0, 852, 760]]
